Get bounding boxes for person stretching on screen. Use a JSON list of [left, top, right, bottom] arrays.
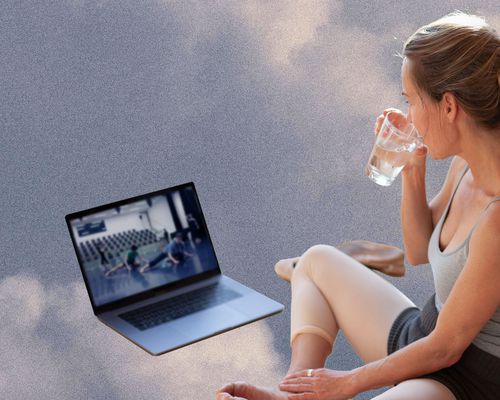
[[104, 245, 145, 277], [140, 232, 194, 273]]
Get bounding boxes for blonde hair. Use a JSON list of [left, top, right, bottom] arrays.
[[402, 11, 500, 131]]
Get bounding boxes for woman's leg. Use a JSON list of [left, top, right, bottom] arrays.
[[216, 244, 419, 400], [215, 376, 457, 400], [370, 379, 456, 400], [289, 244, 417, 372]]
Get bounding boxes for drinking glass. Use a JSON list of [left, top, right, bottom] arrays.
[[364, 111, 423, 186]]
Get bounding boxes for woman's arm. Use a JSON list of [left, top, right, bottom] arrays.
[[281, 205, 500, 399], [401, 155, 466, 265], [350, 203, 500, 394], [400, 163, 433, 265]]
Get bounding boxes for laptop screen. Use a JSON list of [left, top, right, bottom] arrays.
[[67, 183, 220, 308]]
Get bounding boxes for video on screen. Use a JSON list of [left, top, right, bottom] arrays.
[[69, 186, 218, 307]]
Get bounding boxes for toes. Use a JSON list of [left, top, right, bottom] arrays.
[[274, 263, 292, 282], [232, 381, 252, 397], [216, 382, 251, 398], [216, 383, 234, 394], [216, 393, 234, 400], [215, 383, 235, 400]]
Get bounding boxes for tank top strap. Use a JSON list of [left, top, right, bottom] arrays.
[[439, 164, 470, 225], [464, 196, 500, 252], [455, 164, 470, 195], [470, 196, 500, 228]]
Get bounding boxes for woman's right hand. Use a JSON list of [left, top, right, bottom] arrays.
[[373, 107, 403, 136], [374, 108, 427, 175]]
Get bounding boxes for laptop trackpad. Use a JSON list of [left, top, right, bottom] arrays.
[[173, 305, 247, 339]]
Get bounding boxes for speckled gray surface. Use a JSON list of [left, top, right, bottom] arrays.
[[1, 1, 498, 399]]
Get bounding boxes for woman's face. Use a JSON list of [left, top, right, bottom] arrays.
[[401, 58, 454, 159]]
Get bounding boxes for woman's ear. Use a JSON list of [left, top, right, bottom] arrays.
[[442, 92, 458, 122]]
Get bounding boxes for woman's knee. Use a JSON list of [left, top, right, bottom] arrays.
[[305, 244, 342, 261], [296, 244, 342, 272], [294, 244, 341, 276]]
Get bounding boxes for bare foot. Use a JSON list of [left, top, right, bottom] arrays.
[[216, 382, 289, 400], [274, 256, 301, 282]]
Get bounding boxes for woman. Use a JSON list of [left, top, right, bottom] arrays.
[[216, 11, 500, 400]]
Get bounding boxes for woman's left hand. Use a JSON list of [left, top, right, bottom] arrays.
[[279, 368, 356, 400]]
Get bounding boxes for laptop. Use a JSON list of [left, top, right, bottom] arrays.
[[65, 182, 284, 355]]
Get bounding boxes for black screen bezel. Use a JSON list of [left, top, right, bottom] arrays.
[[65, 182, 221, 314]]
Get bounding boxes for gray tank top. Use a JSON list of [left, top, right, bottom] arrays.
[[428, 165, 500, 357]]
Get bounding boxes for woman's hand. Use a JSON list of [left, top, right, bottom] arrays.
[[402, 143, 427, 175], [279, 368, 356, 400], [373, 107, 403, 136], [374, 108, 427, 175]]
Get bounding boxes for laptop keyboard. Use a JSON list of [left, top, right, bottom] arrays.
[[119, 284, 242, 331]]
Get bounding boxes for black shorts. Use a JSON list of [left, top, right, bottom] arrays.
[[387, 294, 500, 399]]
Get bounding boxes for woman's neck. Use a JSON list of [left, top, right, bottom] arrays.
[[459, 127, 500, 197]]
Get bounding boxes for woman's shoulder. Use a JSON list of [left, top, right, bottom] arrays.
[[474, 189, 500, 231], [468, 196, 500, 261], [468, 177, 500, 256]]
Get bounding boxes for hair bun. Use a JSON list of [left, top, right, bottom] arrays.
[[403, 11, 500, 130]]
